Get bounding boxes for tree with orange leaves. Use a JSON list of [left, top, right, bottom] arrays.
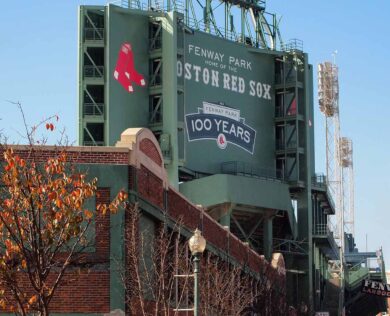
[[0, 106, 127, 315], [0, 147, 127, 315]]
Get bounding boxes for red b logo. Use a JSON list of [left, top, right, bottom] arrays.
[[113, 43, 146, 93]]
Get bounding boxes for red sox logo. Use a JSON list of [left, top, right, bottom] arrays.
[[113, 43, 146, 93], [217, 133, 227, 149]]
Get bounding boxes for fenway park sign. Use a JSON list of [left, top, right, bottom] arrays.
[[178, 43, 273, 100], [361, 279, 390, 297]]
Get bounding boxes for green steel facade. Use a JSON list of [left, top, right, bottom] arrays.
[[78, 2, 387, 314]]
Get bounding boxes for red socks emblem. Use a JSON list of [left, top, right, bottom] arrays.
[[113, 43, 146, 93]]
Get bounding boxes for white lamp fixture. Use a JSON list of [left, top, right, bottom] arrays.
[[188, 228, 206, 255]]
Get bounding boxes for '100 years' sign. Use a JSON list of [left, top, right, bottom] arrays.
[[185, 102, 256, 154]]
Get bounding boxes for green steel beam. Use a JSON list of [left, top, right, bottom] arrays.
[[205, 0, 211, 33], [219, 206, 232, 228], [302, 53, 314, 311], [241, 8, 245, 43], [162, 12, 179, 188], [263, 215, 273, 261], [78, 7, 85, 146]]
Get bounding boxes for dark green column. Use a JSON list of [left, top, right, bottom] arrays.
[[263, 214, 273, 261]]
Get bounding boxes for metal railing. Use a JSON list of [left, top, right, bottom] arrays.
[[367, 257, 383, 273], [311, 174, 337, 214], [84, 65, 104, 78], [111, 0, 184, 12], [313, 223, 330, 236], [344, 254, 385, 289], [185, 17, 259, 48], [273, 238, 308, 256], [83, 103, 104, 116], [84, 28, 104, 41], [220, 161, 284, 181], [281, 39, 303, 52], [109, 1, 263, 49], [312, 173, 327, 189]]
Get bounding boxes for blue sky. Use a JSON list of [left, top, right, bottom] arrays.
[[267, 0, 390, 266], [1, 1, 389, 265]]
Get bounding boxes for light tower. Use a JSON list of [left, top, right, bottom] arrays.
[[318, 60, 345, 314], [318, 61, 343, 246], [340, 137, 355, 237]]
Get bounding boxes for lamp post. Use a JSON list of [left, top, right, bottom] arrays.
[[188, 228, 206, 316]]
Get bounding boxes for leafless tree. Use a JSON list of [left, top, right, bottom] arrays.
[[199, 254, 255, 315], [124, 204, 191, 315], [124, 205, 290, 316]]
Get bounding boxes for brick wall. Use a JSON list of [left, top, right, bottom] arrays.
[[1, 147, 129, 165], [3, 271, 110, 314], [1, 188, 111, 314], [95, 188, 111, 262], [139, 138, 162, 166], [138, 165, 164, 209], [167, 189, 201, 230], [129, 166, 136, 191], [44, 271, 110, 313]]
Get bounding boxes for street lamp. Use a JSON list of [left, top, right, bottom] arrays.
[[188, 228, 206, 316]]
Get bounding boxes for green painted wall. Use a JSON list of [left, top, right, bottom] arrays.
[[97, 7, 278, 177], [181, 31, 276, 174], [106, 5, 151, 145], [81, 164, 129, 312]]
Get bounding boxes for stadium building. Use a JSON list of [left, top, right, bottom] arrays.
[[71, 0, 388, 314]]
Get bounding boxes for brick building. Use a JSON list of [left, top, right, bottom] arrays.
[[3, 128, 287, 314]]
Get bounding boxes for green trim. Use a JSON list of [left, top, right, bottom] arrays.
[[81, 164, 129, 312]]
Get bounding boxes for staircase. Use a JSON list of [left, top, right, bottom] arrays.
[[345, 266, 369, 291]]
